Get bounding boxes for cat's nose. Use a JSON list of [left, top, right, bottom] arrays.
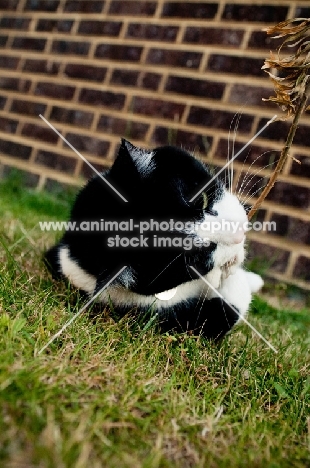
[[231, 229, 245, 244], [220, 219, 247, 245]]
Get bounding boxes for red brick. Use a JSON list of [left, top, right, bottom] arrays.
[[65, 132, 110, 157], [229, 84, 274, 107], [248, 209, 267, 224], [79, 88, 125, 110], [258, 119, 310, 148], [268, 182, 310, 209], [110, 69, 139, 87], [64, 0, 104, 13], [0, 55, 19, 69], [0, 17, 31, 29], [95, 44, 142, 62], [23, 59, 60, 75], [52, 40, 90, 55], [24, 0, 59, 10], [247, 240, 290, 274], [248, 31, 282, 50], [290, 155, 310, 179], [152, 127, 212, 155], [295, 7, 310, 16], [10, 99, 46, 116], [222, 4, 288, 22], [127, 23, 178, 42], [290, 125, 310, 148], [208, 54, 264, 77], [293, 256, 310, 282], [97, 115, 149, 140], [35, 82, 75, 100], [12, 37, 46, 51], [270, 213, 310, 245], [188, 107, 253, 133], [35, 149, 76, 174], [257, 118, 289, 144], [0, 138, 31, 160], [162, 2, 217, 18], [138, 72, 161, 90], [36, 19, 73, 33], [0, 77, 31, 93], [165, 75, 224, 99], [132, 96, 185, 120], [215, 138, 279, 168], [184, 27, 244, 46], [21, 123, 58, 144], [78, 20, 122, 36], [0, 116, 18, 133], [0, 95, 6, 109], [81, 161, 108, 179], [0, 0, 19, 9], [50, 106, 93, 128], [147, 48, 202, 69], [0, 35, 8, 46], [109, 1, 157, 15], [64, 63, 107, 82]]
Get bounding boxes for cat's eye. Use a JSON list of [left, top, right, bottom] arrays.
[[193, 192, 208, 211], [202, 192, 208, 210]]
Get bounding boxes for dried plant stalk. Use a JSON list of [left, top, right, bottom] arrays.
[[247, 18, 310, 220]]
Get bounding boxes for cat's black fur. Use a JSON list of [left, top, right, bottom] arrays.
[[45, 139, 262, 340]]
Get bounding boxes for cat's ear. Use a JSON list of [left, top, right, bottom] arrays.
[[120, 139, 155, 175]]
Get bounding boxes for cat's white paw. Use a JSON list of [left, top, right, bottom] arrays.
[[215, 268, 252, 319], [206, 267, 222, 289], [245, 271, 264, 293]]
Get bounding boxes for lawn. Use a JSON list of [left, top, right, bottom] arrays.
[[0, 174, 309, 468]]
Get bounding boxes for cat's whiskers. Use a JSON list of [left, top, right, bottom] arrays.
[[241, 179, 269, 206], [237, 152, 278, 199], [238, 157, 280, 208], [195, 286, 211, 328], [242, 183, 270, 206], [191, 115, 277, 204], [238, 160, 278, 202], [234, 149, 267, 197], [228, 112, 242, 194], [230, 150, 246, 196]]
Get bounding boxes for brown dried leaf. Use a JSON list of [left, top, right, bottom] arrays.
[[264, 19, 310, 38], [249, 19, 310, 220], [262, 19, 310, 116]]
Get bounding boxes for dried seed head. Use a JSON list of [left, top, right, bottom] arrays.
[[262, 18, 310, 118]]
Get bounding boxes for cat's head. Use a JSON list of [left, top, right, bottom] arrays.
[[105, 139, 248, 292]]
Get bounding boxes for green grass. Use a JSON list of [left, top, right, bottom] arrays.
[[0, 175, 309, 468]]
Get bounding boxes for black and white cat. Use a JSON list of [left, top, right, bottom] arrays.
[[45, 139, 263, 340]]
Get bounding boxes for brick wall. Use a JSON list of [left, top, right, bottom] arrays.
[[0, 0, 310, 290]]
